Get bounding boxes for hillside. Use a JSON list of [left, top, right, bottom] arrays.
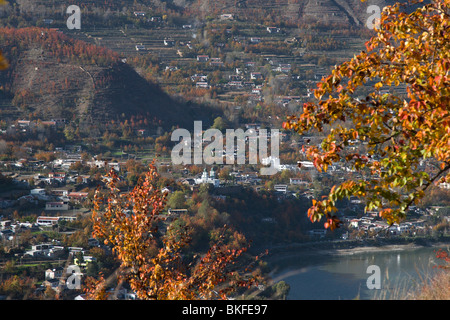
[[3, 0, 397, 26], [185, 0, 395, 25], [0, 27, 216, 132], [0, 0, 405, 131]]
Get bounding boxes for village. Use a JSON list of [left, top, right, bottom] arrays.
[[61, 9, 364, 118], [0, 99, 450, 299], [1, 117, 450, 299], [0, 7, 449, 300]]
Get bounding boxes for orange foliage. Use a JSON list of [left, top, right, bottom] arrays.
[[284, 0, 450, 229], [91, 160, 261, 300]]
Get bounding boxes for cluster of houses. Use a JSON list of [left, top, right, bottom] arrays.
[[0, 214, 80, 242], [344, 216, 428, 236], [29, 240, 128, 297], [24, 187, 89, 210], [0, 184, 90, 216], [0, 119, 66, 140], [179, 168, 263, 191], [22, 238, 138, 299], [306, 211, 431, 240], [41, 261, 138, 299], [0, 220, 33, 241], [178, 164, 302, 197], [24, 242, 66, 258], [9, 119, 66, 131], [0, 212, 105, 294], [120, 12, 328, 111], [159, 20, 305, 105], [190, 53, 304, 104]]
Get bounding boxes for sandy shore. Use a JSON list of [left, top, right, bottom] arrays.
[[262, 240, 450, 264], [330, 243, 432, 256]]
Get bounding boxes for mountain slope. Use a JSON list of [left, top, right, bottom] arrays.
[[0, 27, 215, 131], [3, 0, 398, 27], [180, 0, 397, 25]]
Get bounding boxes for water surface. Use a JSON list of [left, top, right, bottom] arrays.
[[269, 245, 447, 300]]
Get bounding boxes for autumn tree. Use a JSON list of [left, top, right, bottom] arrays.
[[211, 116, 228, 131], [89, 161, 261, 300], [0, 275, 36, 299], [0, 48, 7, 70], [0, 0, 7, 71], [166, 190, 187, 209], [283, 0, 450, 230]]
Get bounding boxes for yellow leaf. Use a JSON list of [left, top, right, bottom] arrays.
[[374, 82, 383, 90], [0, 53, 9, 70]]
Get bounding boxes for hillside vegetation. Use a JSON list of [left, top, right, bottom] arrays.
[[3, 0, 397, 26], [0, 27, 217, 132]]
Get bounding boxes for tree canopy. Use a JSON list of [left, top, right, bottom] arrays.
[[89, 162, 261, 300], [283, 0, 450, 230]]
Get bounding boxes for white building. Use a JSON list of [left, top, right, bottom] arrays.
[[37, 216, 60, 226], [168, 209, 188, 216], [197, 55, 210, 62], [267, 27, 281, 33], [45, 267, 64, 280], [31, 188, 46, 196], [164, 38, 175, 46], [25, 243, 65, 257], [195, 168, 220, 187], [135, 44, 145, 51], [196, 81, 209, 88], [250, 72, 263, 80], [30, 188, 49, 200], [45, 202, 69, 211], [220, 14, 234, 20], [290, 178, 309, 186], [261, 156, 281, 171], [297, 161, 315, 169], [274, 184, 288, 193], [0, 220, 11, 229], [439, 182, 450, 189]]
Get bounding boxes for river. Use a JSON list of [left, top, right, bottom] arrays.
[[268, 243, 449, 300]]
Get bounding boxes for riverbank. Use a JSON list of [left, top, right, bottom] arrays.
[[330, 242, 448, 256], [260, 235, 450, 264], [264, 240, 449, 300]]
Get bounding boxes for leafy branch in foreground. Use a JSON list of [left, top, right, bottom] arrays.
[[87, 161, 262, 300], [283, 0, 450, 230]]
